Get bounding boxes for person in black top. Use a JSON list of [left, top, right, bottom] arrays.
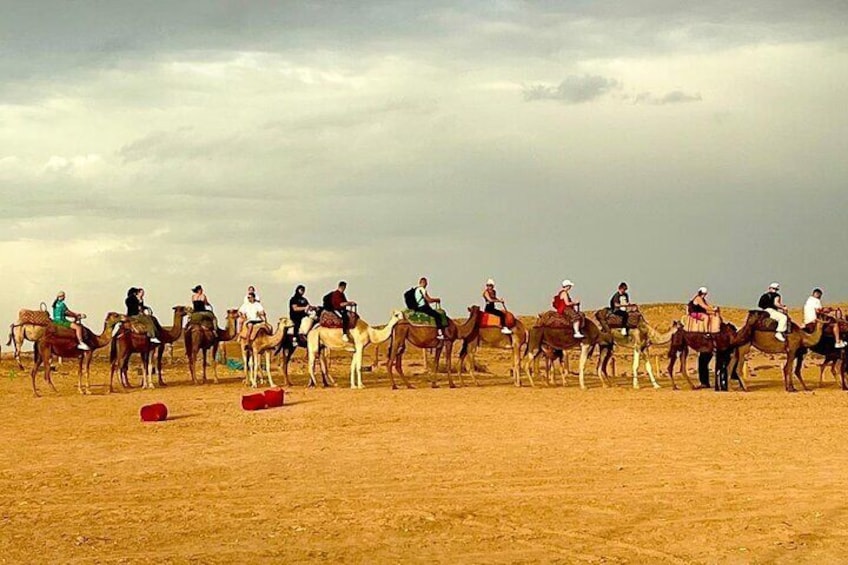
[[289, 285, 315, 345], [124, 287, 160, 343], [190, 285, 217, 325], [609, 282, 633, 336], [758, 282, 788, 342]]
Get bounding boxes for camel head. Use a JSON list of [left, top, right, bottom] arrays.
[[467, 305, 481, 316], [225, 308, 239, 320], [173, 305, 190, 318], [105, 312, 124, 327], [275, 317, 295, 333]]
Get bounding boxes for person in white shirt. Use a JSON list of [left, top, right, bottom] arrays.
[[238, 292, 267, 340], [803, 288, 845, 348], [412, 277, 447, 340]]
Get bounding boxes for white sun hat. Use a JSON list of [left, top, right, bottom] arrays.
[[769, 282, 780, 290], [486, 278, 495, 286], [562, 279, 574, 287], [698, 286, 708, 294]]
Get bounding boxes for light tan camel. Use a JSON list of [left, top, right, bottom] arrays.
[[247, 317, 294, 388], [524, 319, 605, 389], [7, 308, 52, 369], [387, 314, 478, 389], [150, 306, 190, 386], [597, 320, 680, 389], [30, 313, 123, 396], [307, 310, 405, 389], [731, 312, 823, 392], [458, 305, 527, 386], [184, 309, 239, 384]]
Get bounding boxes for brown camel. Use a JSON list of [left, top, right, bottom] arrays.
[[150, 305, 190, 385], [524, 319, 605, 389], [458, 305, 528, 386], [387, 313, 477, 389], [109, 306, 186, 391], [7, 307, 52, 369], [667, 321, 745, 391], [184, 309, 239, 384], [794, 320, 848, 390], [732, 311, 823, 392], [274, 317, 329, 388], [597, 319, 680, 389], [247, 317, 294, 388], [30, 313, 123, 396]]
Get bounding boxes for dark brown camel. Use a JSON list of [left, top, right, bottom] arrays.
[[667, 321, 746, 391], [110, 306, 187, 390], [524, 319, 605, 389], [30, 313, 123, 396], [731, 311, 823, 392], [458, 305, 528, 386], [794, 320, 848, 390], [387, 313, 477, 389], [184, 309, 239, 384], [150, 305, 190, 385]]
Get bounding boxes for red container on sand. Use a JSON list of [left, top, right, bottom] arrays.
[[140, 403, 168, 422], [242, 392, 267, 411], [264, 388, 285, 408]]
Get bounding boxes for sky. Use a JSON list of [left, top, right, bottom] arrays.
[[1, 1, 847, 324]]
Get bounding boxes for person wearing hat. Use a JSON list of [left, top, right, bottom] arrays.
[[191, 285, 217, 325], [803, 288, 845, 348], [553, 280, 584, 338], [51, 291, 89, 350], [688, 287, 719, 332], [758, 282, 788, 342], [482, 279, 512, 335]]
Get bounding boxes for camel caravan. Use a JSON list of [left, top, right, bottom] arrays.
[[4, 278, 847, 396]]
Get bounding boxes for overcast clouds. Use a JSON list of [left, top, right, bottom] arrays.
[[1, 1, 847, 323]]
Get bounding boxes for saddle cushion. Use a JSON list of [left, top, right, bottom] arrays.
[[403, 308, 449, 327], [682, 314, 722, 334], [597, 308, 642, 330], [319, 310, 360, 329], [747, 310, 793, 333], [478, 311, 517, 329], [19, 309, 51, 326], [535, 310, 582, 330], [188, 312, 217, 330]]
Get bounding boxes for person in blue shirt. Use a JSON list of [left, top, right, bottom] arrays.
[[51, 290, 89, 350]]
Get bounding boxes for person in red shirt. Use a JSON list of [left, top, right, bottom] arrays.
[[323, 281, 357, 341]]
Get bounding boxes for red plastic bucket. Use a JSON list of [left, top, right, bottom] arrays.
[[140, 403, 168, 422], [264, 388, 285, 408], [241, 392, 267, 411]]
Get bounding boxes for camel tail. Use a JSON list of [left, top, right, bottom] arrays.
[[5, 325, 12, 347]]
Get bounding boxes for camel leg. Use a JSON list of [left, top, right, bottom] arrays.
[[201, 349, 209, 384], [632, 349, 640, 389], [44, 352, 58, 394], [445, 343, 455, 388], [349, 352, 357, 389], [787, 354, 808, 392], [679, 349, 698, 390], [666, 349, 680, 390], [30, 349, 41, 397], [264, 352, 276, 388], [142, 353, 153, 389], [578, 344, 590, 390], [156, 346, 166, 386], [77, 356, 85, 395], [645, 353, 660, 388], [355, 347, 364, 389]]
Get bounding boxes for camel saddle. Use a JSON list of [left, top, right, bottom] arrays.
[[188, 311, 217, 330], [821, 319, 848, 337], [239, 321, 272, 341], [478, 311, 517, 329], [404, 308, 450, 327], [747, 310, 796, 334], [682, 314, 722, 334], [319, 310, 360, 329], [18, 309, 51, 326], [596, 308, 641, 330], [535, 309, 584, 330]]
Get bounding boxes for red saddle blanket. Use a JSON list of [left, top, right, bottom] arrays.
[[535, 310, 583, 330], [319, 310, 360, 329], [478, 311, 516, 329]]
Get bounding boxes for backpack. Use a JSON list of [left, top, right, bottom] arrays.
[[404, 287, 418, 309], [552, 294, 564, 313], [322, 291, 335, 310]]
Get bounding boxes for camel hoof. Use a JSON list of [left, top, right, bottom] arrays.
[[652, 384, 661, 389], [449, 383, 457, 389], [431, 383, 439, 389]]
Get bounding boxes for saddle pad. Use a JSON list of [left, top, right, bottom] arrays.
[[319, 310, 360, 329], [403, 309, 449, 327], [477, 311, 517, 329], [19, 309, 51, 326], [536, 310, 581, 330], [747, 311, 792, 333], [597, 309, 642, 330], [188, 312, 217, 330]]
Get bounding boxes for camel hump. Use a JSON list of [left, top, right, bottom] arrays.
[[18, 309, 51, 326]]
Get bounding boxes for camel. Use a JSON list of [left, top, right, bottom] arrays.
[[7, 307, 52, 369], [30, 313, 123, 396], [274, 315, 324, 387], [387, 313, 477, 389], [307, 310, 405, 389], [667, 321, 746, 391], [731, 311, 823, 392], [793, 320, 848, 391], [246, 317, 294, 388], [458, 306, 528, 386], [524, 319, 604, 389], [150, 305, 190, 385], [597, 320, 680, 389], [184, 309, 239, 384], [109, 306, 186, 391]]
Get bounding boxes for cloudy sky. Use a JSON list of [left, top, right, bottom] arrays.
[[1, 1, 846, 323]]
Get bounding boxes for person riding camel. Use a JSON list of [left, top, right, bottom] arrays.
[[125, 287, 160, 343], [804, 288, 845, 348], [758, 282, 788, 342], [289, 284, 316, 346], [688, 287, 720, 332], [411, 277, 448, 340], [553, 280, 584, 338], [482, 279, 512, 335], [323, 281, 357, 342], [610, 282, 635, 336], [238, 291, 267, 341], [191, 285, 217, 325], [51, 291, 90, 350]]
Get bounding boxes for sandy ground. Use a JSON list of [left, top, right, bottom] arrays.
[[2, 304, 847, 564]]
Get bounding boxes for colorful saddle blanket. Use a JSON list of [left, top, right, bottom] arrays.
[[535, 310, 582, 330], [18, 309, 51, 326], [596, 308, 641, 330], [319, 310, 360, 329], [478, 311, 517, 329], [403, 308, 449, 327], [683, 314, 722, 333]]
